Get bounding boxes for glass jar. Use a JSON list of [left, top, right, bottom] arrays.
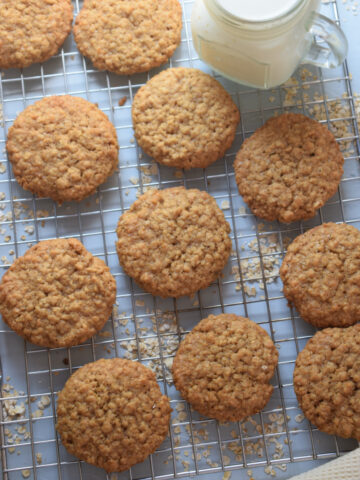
[[191, 0, 348, 89]]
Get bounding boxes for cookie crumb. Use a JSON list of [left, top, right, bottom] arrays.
[[118, 96, 127, 107], [173, 169, 183, 178]]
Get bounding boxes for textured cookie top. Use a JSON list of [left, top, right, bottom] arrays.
[[294, 325, 360, 440], [132, 68, 240, 169], [56, 358, 171, 472], [74, 0, 182, 75], [172, 314, 278, 421], [6, 96, 119, 203], [280, 222, 360, 328], [0, 0, 73, 69], [116, 187, 231, 298], [234, 113, 344, 223], [0, 239, 116, 348]]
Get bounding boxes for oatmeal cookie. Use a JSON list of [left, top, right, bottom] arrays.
[[280, 222, 360, 328], [0, 238, 116, 348], [132, 67, 240, 169], [74, 0, 182, 75], [234, 113, 344, 223], [56, 358, 171, 472], [0, 0, 73, 69], [6, 95, 119, 203], [172, 314, 278, 421], [116, 187, 231, 298], [294, 324, 360, 440]]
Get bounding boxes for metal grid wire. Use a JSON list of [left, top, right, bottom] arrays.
[[0, 0, 359, 479]]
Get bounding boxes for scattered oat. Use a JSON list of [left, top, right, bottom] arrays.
[[221, 200, 230, 210], [32, 409, 44, 419], [295, 413, 305, 423], [24, 225, 34, 235], [223, 455, 230, 466], [21, 470, 31, 479], [1, 255, 10, 265]]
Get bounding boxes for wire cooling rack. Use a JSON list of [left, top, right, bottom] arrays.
[[0, 1, 359, 479]]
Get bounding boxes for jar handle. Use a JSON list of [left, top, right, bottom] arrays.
[[302, 12, 348, 68]]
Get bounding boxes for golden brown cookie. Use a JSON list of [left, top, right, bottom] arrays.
[[56, 358, 171, 472], [0, 239, 116, 348], [280, 222, 360, 328], [6, 95, 119, 204], [116, 187, 231, 298], [74, 0, 182, 75], [0, 0, 73, 69], [234, 113, 344, 223], [172, 314, 278, 421], [294, 325, 360, 440], [132, 68, 240, 169]]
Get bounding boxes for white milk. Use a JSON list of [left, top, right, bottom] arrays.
[[219, 0, 301, 22], [191, 0, 321, 88]]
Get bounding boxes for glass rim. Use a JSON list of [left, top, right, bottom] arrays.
[[211, 0, 307, 25]]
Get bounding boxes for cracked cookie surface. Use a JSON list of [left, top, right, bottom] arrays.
[[74, 0, 182, 75], [132, 67, 240, 168], [6, 95, 119, 203], [234, 113, 344, 223], [116, 187, 231, 298], [56, 358, 171, 472], [280, 222, 360, 328], [0, 238, 116, 348], [0, 0, 73, 69], [172, 314, 278, 421], [294, 324, 360, 440]]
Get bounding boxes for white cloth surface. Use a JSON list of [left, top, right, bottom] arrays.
[[288, 448, 360, 480]]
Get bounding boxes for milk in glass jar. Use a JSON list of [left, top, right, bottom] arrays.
[[191, 0, 348, 89]]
